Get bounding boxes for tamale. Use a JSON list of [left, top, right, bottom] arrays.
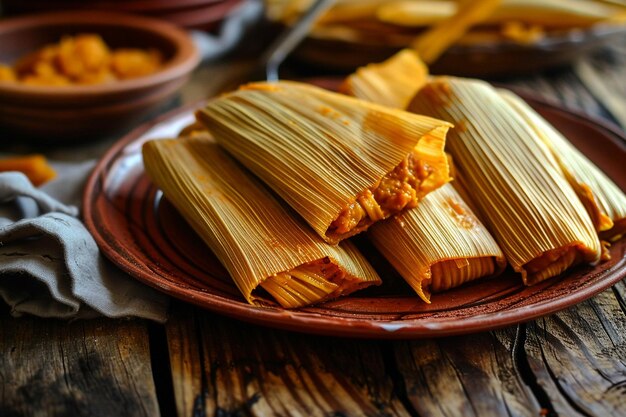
[[377, 0, 626, 28], [340, 56, 504, 301], [142, 136, 381, 308], [339, 49, 429, 109], [501, 90, 626, 240], [197, 81, 451, 244], [369, 183, 506, 302], [408, 77, 601, 285]]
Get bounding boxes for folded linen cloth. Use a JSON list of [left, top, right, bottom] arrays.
[[0, 168, 169, 322]]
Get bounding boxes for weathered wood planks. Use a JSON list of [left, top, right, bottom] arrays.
[[0, 316, 160, 417], [392, 329, 540, 417], [165, 281, 626, 417], [166, 302, 411, 417], [525, 281, 626, 417], [574, 43, 626, 129]]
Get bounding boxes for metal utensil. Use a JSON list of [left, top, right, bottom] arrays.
[[262, 0, 335, 81]]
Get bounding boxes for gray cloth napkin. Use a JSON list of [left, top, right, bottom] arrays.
[[0, 168, 169, 322]]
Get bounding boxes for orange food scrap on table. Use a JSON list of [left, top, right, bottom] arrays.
[[0, 155, 57, 186]]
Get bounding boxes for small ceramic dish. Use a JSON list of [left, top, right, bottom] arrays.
[[0, 11, 199, 140]]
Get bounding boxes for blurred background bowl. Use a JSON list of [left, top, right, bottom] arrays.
[[0, 0, 244, 31], [0, 11, 199, 140], [292, 23, 626, 78]]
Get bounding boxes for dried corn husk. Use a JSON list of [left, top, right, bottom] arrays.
[[369, 183, 506, 302], [488, 0, 626, 27], [340, 49, 429, 109], [178, 120, 208, 138], [377, 1, 457, 27], [501, 90, 626, 240], [142, 135, 381, 308], [197, 81, 451, 244], [409, 0, 503, 64], [377, 0, 626, 28], [409, 77, 601, 285], [267, 0, 383, 25]]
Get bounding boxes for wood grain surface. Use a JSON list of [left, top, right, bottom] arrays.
[[524, 281, 626, 417], [0, 316, 160, 417], [393, 329, 540, 417], [166, 302, 411, 417], [164, 282, 626, 417]]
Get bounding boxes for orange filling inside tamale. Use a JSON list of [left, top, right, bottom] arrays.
[[327, 149, 436, 239]]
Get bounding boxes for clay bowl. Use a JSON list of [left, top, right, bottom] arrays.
[[0, 11, 200, 140], [0, 0, 241, 31], [1, 0, 225, 14]]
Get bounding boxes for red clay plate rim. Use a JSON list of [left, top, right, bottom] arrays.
[[83, 90, 626, 339]]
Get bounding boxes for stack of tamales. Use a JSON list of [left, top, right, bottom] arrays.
[[340, 59, 508, 302], [142, 75, 626, 308], [144, 82, 458, 307], [407, 77, 618, 285], [266, 0, 626, 60], [143, 135, 382, 308], [341, 51, 625, 294]]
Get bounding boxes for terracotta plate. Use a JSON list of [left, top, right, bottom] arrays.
[[83, 91, 626, 339]]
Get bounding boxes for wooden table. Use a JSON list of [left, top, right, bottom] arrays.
[[2, 42, 626, 417]]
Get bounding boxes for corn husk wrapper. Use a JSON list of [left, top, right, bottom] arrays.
[[409, 77, 601, 285], [409, 0, 502, 64], [489, 0, 626, 27], [142, 136, 381, 308], [369, 183, 506, 302], [315, 0, 386, 25], [377, 0, 626, 28], [197, 81, 451, 244], [178, 120, 208, 138], [339, 49, 429, 109], [377, 1, 457, 27], [501, 90, 626, 240], [266, 0, 383, 25]]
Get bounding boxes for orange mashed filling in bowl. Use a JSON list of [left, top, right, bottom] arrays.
[[0, 33, 163, 86]]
